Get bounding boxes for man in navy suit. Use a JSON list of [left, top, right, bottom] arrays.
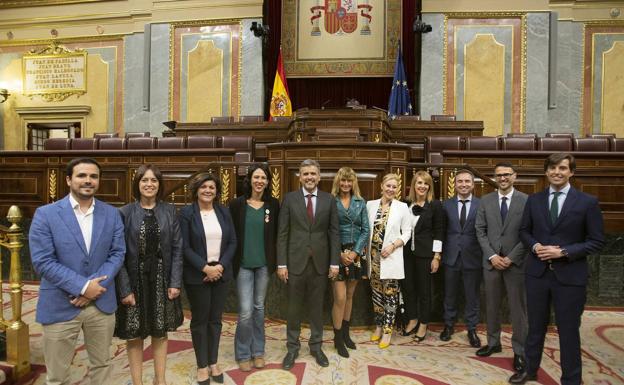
[[29, 158, 125, 385], [440, 169, 482, 348], [510, 153, 604, 385]]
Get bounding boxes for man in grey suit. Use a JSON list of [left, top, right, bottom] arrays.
[[277, 159, 340, 370], [475, 162, 528, 373]]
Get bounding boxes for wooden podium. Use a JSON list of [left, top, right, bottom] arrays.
[[287, 108, 391, 143]]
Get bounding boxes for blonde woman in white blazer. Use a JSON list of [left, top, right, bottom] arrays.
[[366, 173, 412, 348]]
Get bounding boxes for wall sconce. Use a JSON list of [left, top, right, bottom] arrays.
[[250, 21, 270, 39], [0, 88, 9, 103]]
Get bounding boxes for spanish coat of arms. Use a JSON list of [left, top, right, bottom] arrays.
[[310, 0, 373, 35]]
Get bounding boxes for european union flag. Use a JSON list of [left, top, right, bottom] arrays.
[[388, 42, 413, 119]]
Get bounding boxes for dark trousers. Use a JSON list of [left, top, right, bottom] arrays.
[[525, 270, 586, 385], [443, 257, 482, 330], [402, 256, 434, 324], [185, 280, 227, 368], [286, 258, 327, 354]]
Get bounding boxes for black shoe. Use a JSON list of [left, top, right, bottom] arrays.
[[468, 329, 482, 348], [508, 371, 537, 384], [476, 344, 502, 357], [401, 321, 419, 336], [439, 325, 454, 341], [311, 349, 329, 367], [342, 320, 356, 350], [333, 328, 349, 358], [282, 351, 298, 370], [197, 379, 210, 385], [210, 373, 224, 384], [414, 323, 427, 342], [513, 354, 526, 372]]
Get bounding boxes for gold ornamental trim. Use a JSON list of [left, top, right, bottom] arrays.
[[220, 167, 231, 205], [520, 13, 527, 132], [0, 35, 127, 48], [447, 169, 456, 198], [168, 18, 243, 120], [48, 169, 57, 202], [445, 12, 528, 18], [443, 15, 448, 113], [271, 167, 281, 200], [395, 167, 403, 200], [22, 41, 87, 102], [0, 0, 122, 9]]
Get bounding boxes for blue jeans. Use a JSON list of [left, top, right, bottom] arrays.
[[234, 266, 269, 361]]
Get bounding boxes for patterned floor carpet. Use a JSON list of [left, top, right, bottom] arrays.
[[6, 284, 624, 385]]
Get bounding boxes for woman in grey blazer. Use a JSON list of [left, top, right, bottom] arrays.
[[115, 164, 183, 385]]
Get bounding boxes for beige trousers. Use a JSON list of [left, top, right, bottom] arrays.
[[42, 305, 115, 385]]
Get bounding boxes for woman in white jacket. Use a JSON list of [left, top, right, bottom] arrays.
[[366, 173, 412, 348]]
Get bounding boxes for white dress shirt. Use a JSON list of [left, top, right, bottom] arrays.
[[201, 209, 222, 263], [489, 189, 514, 260], [69, 194, 95, 295], [457, 194, 473, 219]]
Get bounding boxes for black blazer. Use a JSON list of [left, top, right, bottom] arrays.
[[229, 195, 280, 276], [179, 202, 237, 284], [116, 201, 183, 298], [404, 199, 445, 259], [520, 187, 604, 286]]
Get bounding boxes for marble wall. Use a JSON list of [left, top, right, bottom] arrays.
[[124, 18, 264, 137], [0, 17, 264, 147], [420, 12, 586, 135]]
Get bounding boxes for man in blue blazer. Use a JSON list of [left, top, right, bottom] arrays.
[[510, 153, 604, 385], [440, 169, 482, 348], [29, 158, 125, 385]]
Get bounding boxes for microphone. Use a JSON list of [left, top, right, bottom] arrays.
[[321, 99, 332, 110]]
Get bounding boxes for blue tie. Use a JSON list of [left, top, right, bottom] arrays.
[[500, 196, 508, 223]]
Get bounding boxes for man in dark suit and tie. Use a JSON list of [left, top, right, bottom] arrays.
[[29, 158, 125, 385], [510, 153, 604, 385], [277, 159, 341, 370], [440, 169, 482, 347], [475, 162, 528, 373]]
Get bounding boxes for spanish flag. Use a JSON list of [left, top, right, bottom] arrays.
[[269, 48, 292, 120]]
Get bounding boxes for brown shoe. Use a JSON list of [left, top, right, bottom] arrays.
[[253, 356, 265, 369], [238, 360, 252, 372]]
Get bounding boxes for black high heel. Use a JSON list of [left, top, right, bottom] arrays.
[[414, 324, 427, 342], [401, 321, 420, 336]]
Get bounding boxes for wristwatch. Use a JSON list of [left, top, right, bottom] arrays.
[[560, 248, 568, 257]]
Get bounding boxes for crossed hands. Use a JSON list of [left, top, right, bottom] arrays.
[[533, 243, 564, 261], [70, 275, 107, 307], [490, 255, 512, 270], [202, 264, 223, 282]]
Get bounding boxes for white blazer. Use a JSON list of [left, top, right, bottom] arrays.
[[366, 199, 412, 279]]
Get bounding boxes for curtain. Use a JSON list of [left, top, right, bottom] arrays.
[[264, 0, 418, 116]]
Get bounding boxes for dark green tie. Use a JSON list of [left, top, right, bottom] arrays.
[[550, 191, 562, 224]]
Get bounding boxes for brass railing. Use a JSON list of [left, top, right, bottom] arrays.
[[0, 206, 30, 379]]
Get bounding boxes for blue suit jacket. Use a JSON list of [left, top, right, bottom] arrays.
[[442, 196, 482, 270], [519, 187, 604, 286], [179, 202, 237, 284], [29, 195, 125, 325]]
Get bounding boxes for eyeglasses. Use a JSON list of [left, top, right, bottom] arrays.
[[495, 173, 515, 179]]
